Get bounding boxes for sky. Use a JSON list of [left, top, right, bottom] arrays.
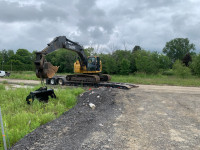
[[0, 0, 200, 53]]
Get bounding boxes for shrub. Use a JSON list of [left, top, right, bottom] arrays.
[[120, 59, 130, 75], [162, 69, 174, 76], [173, 60, 191, 78], [190, 54, 200, 76], [134, 50, 160, 74]]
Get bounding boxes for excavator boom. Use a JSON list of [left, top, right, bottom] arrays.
[[35, 36, 87, 78]]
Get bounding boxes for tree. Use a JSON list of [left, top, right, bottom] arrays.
[[163, 38, 195, 63], [46, 49, 77, 73], [130, 53, 137, 73], [182, 53, 192, 67], [190, 54, 200, 76], [134, 50, 160, 74], [100, 54, 118, 74], [120, 59, 130, 75], [0, 49, 9, 64], [173, 60, 191, 78], [7, 50, 14, 58], [16, 49, 32, 64], [158, 54, 172, 70], [132, 45, 141, 53], [84, 47, 94, 57], [112, 50, 132, 73]]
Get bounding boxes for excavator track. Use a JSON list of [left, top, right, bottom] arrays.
[[66, 74, 100, 83], [99, 74, 111, 82]]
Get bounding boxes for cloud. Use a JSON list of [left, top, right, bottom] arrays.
[[0, 0, 199, 53], [0, 0, 69, 22]]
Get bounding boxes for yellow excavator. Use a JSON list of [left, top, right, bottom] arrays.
[[26, 36, 137, 104], [34, 36, 111, 84]]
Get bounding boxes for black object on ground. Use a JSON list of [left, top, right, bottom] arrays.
[[26, 87, 56, 104]]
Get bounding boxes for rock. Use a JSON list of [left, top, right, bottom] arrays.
[[89, 103, 96, 110]]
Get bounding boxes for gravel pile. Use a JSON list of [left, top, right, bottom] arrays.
[[11, 87, 120, 150]]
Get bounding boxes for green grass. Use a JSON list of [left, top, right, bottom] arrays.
[[111, 73, 200, 87], [5, 71, 71, 80], [0, 84, 84, 149], [5, 71, 39, 80]]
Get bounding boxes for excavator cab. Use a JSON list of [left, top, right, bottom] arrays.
[[87, 56, 100, 71]]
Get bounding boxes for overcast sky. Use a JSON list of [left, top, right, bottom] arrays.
[[0, 0, 199, 53]]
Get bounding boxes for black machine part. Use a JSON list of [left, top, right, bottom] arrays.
[[26, 87, 56, 104]]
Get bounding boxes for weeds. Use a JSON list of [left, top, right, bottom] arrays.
[[0, 84, 5, 90], [2, 80, 8, 84], [5, 71, 39, 80], [5, 71, 70, 80], [0, 84, 84, 148]]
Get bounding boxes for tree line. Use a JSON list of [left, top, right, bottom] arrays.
[[0, 49, 35, 71], [1, 38, 200, 77]]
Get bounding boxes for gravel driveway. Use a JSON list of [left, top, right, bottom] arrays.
[[9, 83, 200, 150]]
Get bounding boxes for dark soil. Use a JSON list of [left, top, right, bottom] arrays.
[[11, 87, 121, 150]]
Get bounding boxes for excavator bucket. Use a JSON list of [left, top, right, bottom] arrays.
[[36, 62, 59, 79], [35, 52, 59, 79], [43, 62, 59, 78]]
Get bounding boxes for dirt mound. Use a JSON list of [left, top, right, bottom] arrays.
[[11, 87, 120, 150]]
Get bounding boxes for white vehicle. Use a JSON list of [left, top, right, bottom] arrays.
[[0, 70, 10, 77]]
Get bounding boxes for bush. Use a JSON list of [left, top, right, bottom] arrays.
[[173, 60, 192, 78], [2, 64, 35, 71], [134, 50, 160, 74], [120, 59, 130, 75], [190, 54, 200, 76], [100, 54, 118, 74], [162, 69, 174, 76]]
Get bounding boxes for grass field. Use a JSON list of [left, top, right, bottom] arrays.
[[0, 84, 84, 149], [5, 71, 39, 80], [111, 74, 200, 87], [5, 71, 200, 87], [5, 71, 70, 80]]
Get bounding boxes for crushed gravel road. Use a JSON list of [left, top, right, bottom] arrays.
[[0, 78, 40, 85], [9, 84, 200, 150]]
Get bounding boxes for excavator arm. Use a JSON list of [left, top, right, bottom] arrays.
[[35, 36, 88, 78]]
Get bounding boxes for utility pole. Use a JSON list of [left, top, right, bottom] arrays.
[[0, 107, 7, 150]]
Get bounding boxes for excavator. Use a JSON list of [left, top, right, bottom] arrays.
[[26, 36, 137, 104], [27, 36, 111, 104], [34, 36, 111, 83]]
